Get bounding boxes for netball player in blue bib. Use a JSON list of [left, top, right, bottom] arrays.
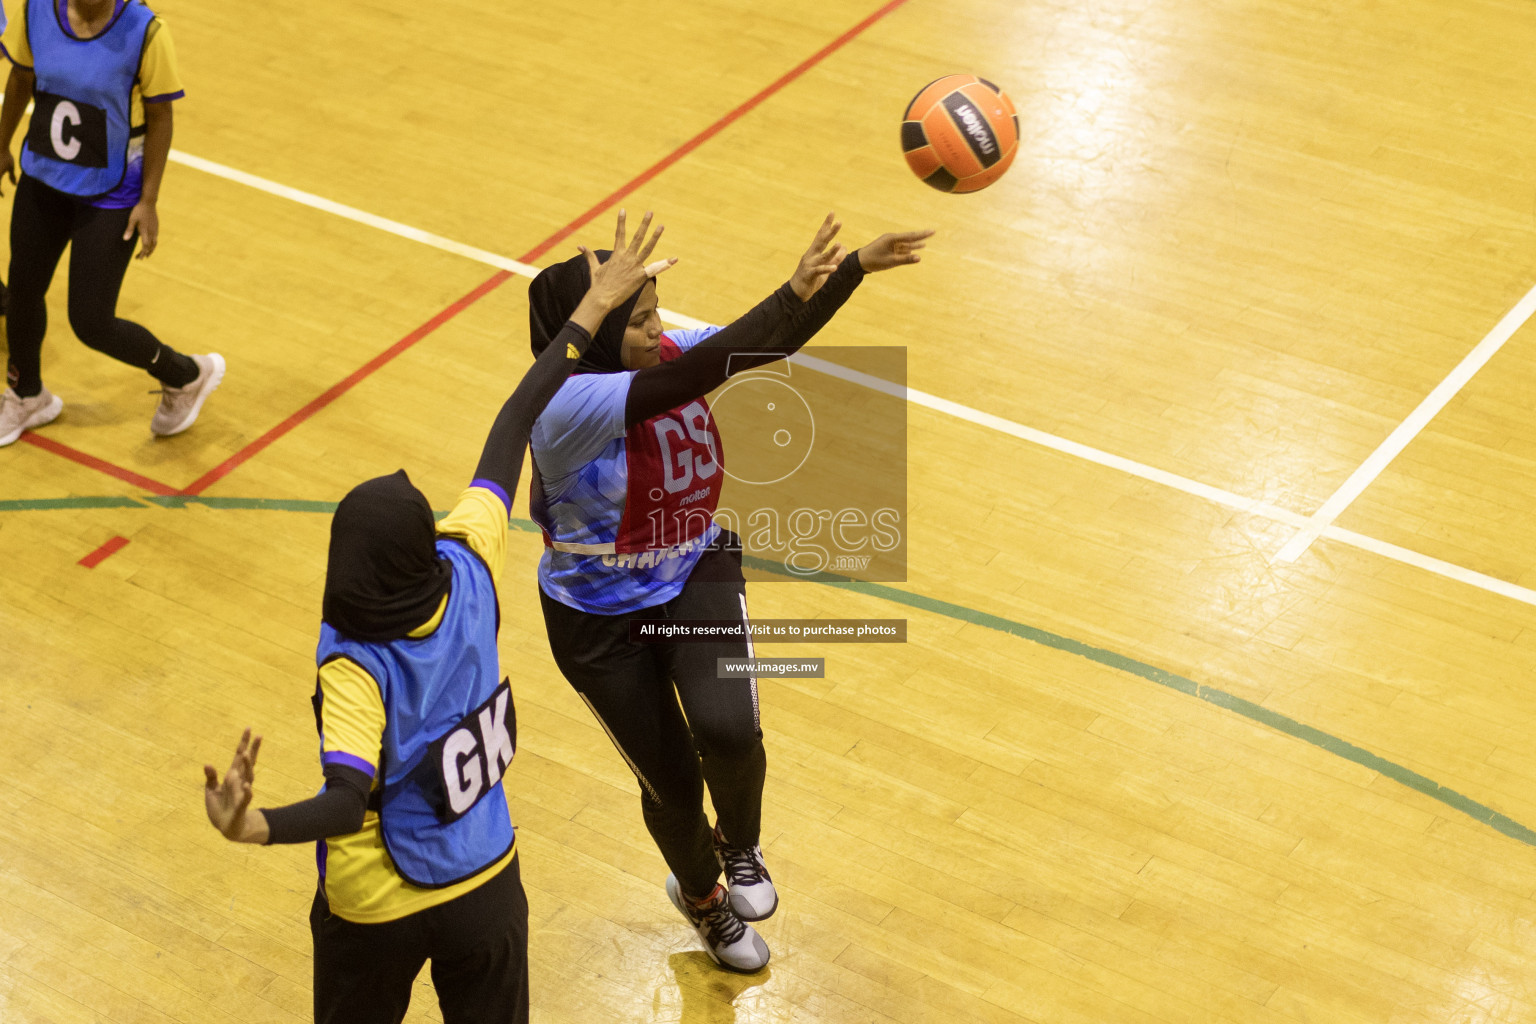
[[0, 0, 222, 447], [202, 214, 674, 1024], [527, 213, 932, 971]]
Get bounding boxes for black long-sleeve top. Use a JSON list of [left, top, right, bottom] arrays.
[[260, 321, 595, 845], [262, 258, 864, 844], [625, 255, 865, 425]]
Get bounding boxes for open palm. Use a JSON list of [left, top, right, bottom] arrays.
[[204, 728, 261, 841]]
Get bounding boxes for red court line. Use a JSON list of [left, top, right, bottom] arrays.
[[79, 535, 130, 568], [183, 0, 908, 495], [21, 0, 909, 498], [517, 0, 912, 265], [180, 270, 513, 496], [19, 433, 179, 495]]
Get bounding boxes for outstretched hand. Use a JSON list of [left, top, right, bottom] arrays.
[[204, 728, 267, 844], [789, 213, 849, 300], [856, 229, 935, 272], [580, 209, 677, 314]]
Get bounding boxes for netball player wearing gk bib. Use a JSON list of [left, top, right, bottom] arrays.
[[529, 214, 932, 972], [0, 0, 223, 447], [201, 213, 674, 1024]]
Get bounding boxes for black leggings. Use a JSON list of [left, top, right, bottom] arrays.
[[5, 173, 195, 396], [540, 539, 767, 897]]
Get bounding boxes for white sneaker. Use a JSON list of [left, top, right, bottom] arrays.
[[713, 825, 778, 921], [665, 874, 770, 973], [150, 353, 225, 437], [0, 386, 63, 446]]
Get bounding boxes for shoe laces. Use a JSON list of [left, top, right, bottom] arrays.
[[691, 888, 748, 947], [149, 383, 192, 407], [717, 837, 768, 888]]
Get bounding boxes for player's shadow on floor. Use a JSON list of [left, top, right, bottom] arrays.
[[661, 951, 771, 1022]]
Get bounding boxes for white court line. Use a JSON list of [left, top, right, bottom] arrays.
[[1273, 282, 1536, 563], [791, 354, 1312, 528], [168, 149, 1536, 608], [1327, 527, 1536, 607], [169, 151, 542, 278]]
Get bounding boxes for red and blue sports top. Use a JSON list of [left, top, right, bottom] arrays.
[[530, 326, 727, 614]]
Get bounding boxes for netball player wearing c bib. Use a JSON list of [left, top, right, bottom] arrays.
[[0, 0, 222, 447], [528, 214, 932, 972], [201, 215, 673, 1024]]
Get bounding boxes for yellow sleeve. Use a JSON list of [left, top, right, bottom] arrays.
[[436, 486, 509, 584], [318, 657, 386, 780], [1, 5, 32, 68], [138, 19, 184, 102]]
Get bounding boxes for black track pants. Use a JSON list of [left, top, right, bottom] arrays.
[[310, 852, 530, 1024], [540, 540, 767, 897]]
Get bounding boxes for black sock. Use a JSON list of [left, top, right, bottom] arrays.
[[149, 345, 199, 388], [7, 363, 41, 399]]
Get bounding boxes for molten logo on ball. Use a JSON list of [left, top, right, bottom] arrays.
[[900, 74, 1018, 193]]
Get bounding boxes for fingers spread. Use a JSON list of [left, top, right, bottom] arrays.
[[807, 213, 841, 255], [629, 212, 654, 254], [644, 256, 679, 277], [204, 765, 219, 788], [637, 222, 664, 262]]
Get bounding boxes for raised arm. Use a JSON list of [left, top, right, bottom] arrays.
[[624, 216, 932, 426], [474, 211, 675, 497]]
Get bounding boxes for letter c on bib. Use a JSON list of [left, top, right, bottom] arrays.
[[51, 101, 83, 161], [442, 729, 484, 816]]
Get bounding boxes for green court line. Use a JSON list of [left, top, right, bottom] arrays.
[[6, 493, 1533, 847], [146, 495, 343, 513], [805, 577, 1536, 847], [0, 496, 147, 511]]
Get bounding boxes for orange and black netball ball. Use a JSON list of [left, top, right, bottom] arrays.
[[900, 75, 1019, 193]]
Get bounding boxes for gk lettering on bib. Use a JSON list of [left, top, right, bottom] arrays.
[[427, 679, 516, 823], [28, 92, 110, 168], [614, 397, 724, 551]]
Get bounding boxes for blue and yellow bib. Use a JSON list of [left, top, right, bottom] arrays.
[[22, 0, 154, 197], [314, 539, 515, 889]]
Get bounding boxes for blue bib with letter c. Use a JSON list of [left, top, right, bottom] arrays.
[[22, 0, 154, 197]]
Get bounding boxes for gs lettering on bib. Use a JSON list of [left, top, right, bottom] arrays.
[[27, 92, 111, 168], [427, 679, 516, 823], [614, 396, 724, 552]]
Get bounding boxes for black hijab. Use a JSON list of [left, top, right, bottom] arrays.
[[528, 249, 644, 375], [321, 470, 451, 642]]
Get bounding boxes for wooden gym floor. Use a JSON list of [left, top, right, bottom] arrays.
[[4, 0, 1536, 1020]]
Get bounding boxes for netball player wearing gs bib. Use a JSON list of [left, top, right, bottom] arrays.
[[202, 215, 674, 1024], [0, 0, 223, 447], [528, 214, 932, 972]]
